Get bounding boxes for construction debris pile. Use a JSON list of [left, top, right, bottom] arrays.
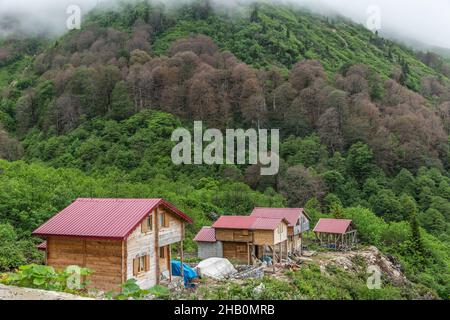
[[231, 265, 265, 279]]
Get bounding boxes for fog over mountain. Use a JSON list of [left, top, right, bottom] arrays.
[[0, 0, 449, 50]]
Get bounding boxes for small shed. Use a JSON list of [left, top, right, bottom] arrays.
[[194, 227, 223, 259], [313, 218, 356, 250], [37, 241, 47, 251]]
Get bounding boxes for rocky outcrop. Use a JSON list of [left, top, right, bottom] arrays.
[[312, 246, 407, 285]]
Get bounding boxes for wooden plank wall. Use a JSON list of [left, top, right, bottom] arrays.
[[158, 208, 183, 247], [274, 222, 288, 244], [126, 210, 157, 289], [222, 242, 249, 263], [287, 226, 294, 237], [46, 236, 123, 292], [215, 229, 253, 242], [126, 205, 184, 289], [253, 230, 274, 245]]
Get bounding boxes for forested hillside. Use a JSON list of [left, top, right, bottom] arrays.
[[0, 0, 449, 299]]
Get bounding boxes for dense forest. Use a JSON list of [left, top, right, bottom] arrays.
[[0, 0, 449, 299]]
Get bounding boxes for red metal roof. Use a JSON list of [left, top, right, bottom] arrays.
[[37, 241, 47, 251], [212, 216, 257, 229], [33, 198, 192, 240], [212, 215, 287, 231], [193, 227, 216, 242], [250, 217, 287, 230], [313, 218, 352, 234], [251, 207, 308, 227]]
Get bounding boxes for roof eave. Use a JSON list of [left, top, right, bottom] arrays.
[[31, 233, 126, 241]]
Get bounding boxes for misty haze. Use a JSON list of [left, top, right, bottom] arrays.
[[0, 0, 449, 303], [1, 0, 450, 50]]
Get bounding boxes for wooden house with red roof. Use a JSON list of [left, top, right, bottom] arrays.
[[33, 198, 192, 291], [194, 214, 290, 264], [313, 218, 357, 250], [251, 207, 310, 254]]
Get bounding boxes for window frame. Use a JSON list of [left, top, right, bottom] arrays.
[[147, 215, 153, 232], [134, 255, 149, 275], [159, 246, 166, 259], [159, 211, 167, 228], [141, 215, 153, 234], [138, 256, 146, 273]]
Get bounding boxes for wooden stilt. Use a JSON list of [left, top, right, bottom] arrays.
[[279, 242, 283, 263], [180, 241, 184, 281], [169, 244, 172, 282], [272, 245, 275, 272], [299, 233, 302, 256], [155, 208, 160, 285]]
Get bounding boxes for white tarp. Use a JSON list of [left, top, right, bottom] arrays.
[[196, 258, 237, 280]]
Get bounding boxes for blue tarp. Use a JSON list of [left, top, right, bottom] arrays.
[[171, 260, 198, 287], [261, 255, 273, 265]]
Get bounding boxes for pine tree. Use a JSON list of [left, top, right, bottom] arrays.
[[109, 81, 133, 120], [331, 203, 345, 219], [410, 209, 424, 254], [399, 58, 410, 85], [250, 4, 259, 22]]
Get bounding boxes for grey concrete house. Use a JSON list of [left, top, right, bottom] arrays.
[[193, 226, 223, 259]]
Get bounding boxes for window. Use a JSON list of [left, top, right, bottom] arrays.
[[159, 247, 166, 259], [141, 216, 153, 233], [147, 215, 153, 231], [139, 256, 145, 272], [159, 212, 168, 228], [133, 255, 149, 276]]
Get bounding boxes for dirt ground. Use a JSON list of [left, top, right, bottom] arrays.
[[0, 284, 92, 300]]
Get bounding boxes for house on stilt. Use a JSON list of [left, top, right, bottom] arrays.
[[194, 208, 310, 264], [195, 215, 290, 264], [313, 218, 357, 250], [33, 198, 192, 291], [194, 207, 311, 264], [250, 207, 310, 255]]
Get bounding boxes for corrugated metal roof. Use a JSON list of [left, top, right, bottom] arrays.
[[37, 241, 47, 251], [251, 207, 308, 227], [212, 216, 257, 229], [250, 217, 286, 230], [313, 218, 352, 234], [212, 215, 287, 231], [193, 227, 216, 242], [33, 198, 192, 240]]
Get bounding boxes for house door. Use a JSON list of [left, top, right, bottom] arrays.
[[159, 245, 170, 274]]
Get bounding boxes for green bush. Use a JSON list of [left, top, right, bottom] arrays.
[[1, 264, 91, 293], [112, 279, 170, 300]]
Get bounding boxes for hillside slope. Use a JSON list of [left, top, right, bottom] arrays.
[[0, 0, 449, 299], [84, 1, 449, 91]]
